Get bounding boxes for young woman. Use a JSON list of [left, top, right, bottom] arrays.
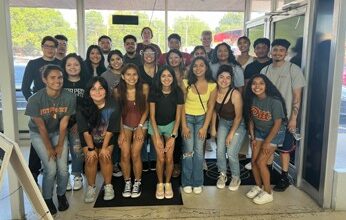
[[101, 49, 124, 93], [85, 45, 107, 77], [148, 65, 184, 199], [77, 76, 121, 203], [181, 57, 217, 194], [139, 45, 159, 87], [114, 63, 149, 198], [62, 53, 90, 191], [138, 45, 159, 172], [210, 65, 246, 191], [210, 42, 244, 93], [244, 74, 287, 205], [136, 27, 162, 58], [236, 36, 254, 70], [25, 64, 76, 215], [166, 49, 186, 178], [191, 45, 207, 59]]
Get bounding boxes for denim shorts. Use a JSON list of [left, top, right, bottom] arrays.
[[277, 130, 296, 153], [254, 126, 286, 147], [148, 120, 175, 138], [123, 120, 148, 131]]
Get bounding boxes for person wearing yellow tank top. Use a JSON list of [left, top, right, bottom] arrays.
[[180, 57, 217, 194]]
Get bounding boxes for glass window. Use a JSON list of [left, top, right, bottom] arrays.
[[335, 35, 346, 169], [250, 0, 271, 20], [273, 15, 305, 64], [247, 24, 265, 56]]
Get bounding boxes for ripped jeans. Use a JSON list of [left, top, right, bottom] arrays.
[[216, 118, 246, 177], [67, 128, 84, 176], [182, 114, 205, 187]]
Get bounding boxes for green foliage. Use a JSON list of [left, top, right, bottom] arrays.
[[172, 16, 210, 51], [215, 12, 244, 33], [10, 8, 77, 56], [85, 10, 107, 47]]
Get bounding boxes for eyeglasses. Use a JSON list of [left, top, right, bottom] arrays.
[[42, 44, 57, 49]]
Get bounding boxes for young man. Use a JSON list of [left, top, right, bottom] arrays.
[[21, 36, 62, 184], [54, 35, 68, 60], [261, 39, 306, 192], [98, 35, 112, 66], [158, 33, 192, 66], [201, 30, 214, 60], [123, 34, 142, 67], [244, 38, 272, 85]]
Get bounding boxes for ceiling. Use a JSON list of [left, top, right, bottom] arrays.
[[10, 0, 247, 12]]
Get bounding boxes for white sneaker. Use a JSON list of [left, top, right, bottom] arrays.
[[84, 185, 96, 203], [73, 176, 83, 191], [112, 164, 123, 177], [228, 176, 241, 191], [216, 172, 228, 189], [183, 186, 192, 194], [245, 162, 252, 170], [193, 186, 203, 194], [246, 185, 262, 199], [66, 177, 72, 191], [103, 184, 115, 201], [253, 190, 273, 205], [131, 180, 142, 198], [122, 180, 132, 198]]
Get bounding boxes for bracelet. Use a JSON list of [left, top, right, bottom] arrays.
[[138, 123, 143, 128]]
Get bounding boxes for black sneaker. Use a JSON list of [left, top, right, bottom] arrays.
[[131, 180, 142, 198], [273, 177, 290, 192], [44, 199, 57, 215], [57, 194, 69, 211]]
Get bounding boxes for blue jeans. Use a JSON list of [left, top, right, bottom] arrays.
[[67, 129, 84, 176], [216, 118, 246, 177], [182, 114, 205, 187], [30, 131, 69, 199]]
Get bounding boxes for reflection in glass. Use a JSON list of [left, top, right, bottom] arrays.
[[247, 24, 264, 56], [335, 35, 346, 169]]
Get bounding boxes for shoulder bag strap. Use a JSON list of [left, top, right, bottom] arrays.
[[193, 84, 206, 113]]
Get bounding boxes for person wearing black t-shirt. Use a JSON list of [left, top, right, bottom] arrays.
[[21, 36, 62, 184], [148, 65, 184, 199], [244, 38, 272, 85]]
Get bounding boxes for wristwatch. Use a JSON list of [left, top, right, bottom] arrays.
[[138, 123, 144, 128], [88, 147, 95, 151], [171, 133, 177, 139]]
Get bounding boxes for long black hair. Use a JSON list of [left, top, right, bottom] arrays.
[[244, 74, 288, 127], [151, 65, 182, 99], [211, 42, 241, 67], [61, 53, 90, 84], [85, 45, 106, 76], [187, 56, 214, 87], [79, 76, 109, 129]]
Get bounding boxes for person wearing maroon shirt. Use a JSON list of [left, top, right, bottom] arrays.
[[158, 33, 192, 67]]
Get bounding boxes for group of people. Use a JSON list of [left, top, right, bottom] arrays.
[[21, 27, 305, 215]]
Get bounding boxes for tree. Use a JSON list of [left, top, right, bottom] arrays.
[[85, 11, 107, 46], [215, 12, 244, 33], [10, 8, 77, 56], [172, 16, 210, 52]]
